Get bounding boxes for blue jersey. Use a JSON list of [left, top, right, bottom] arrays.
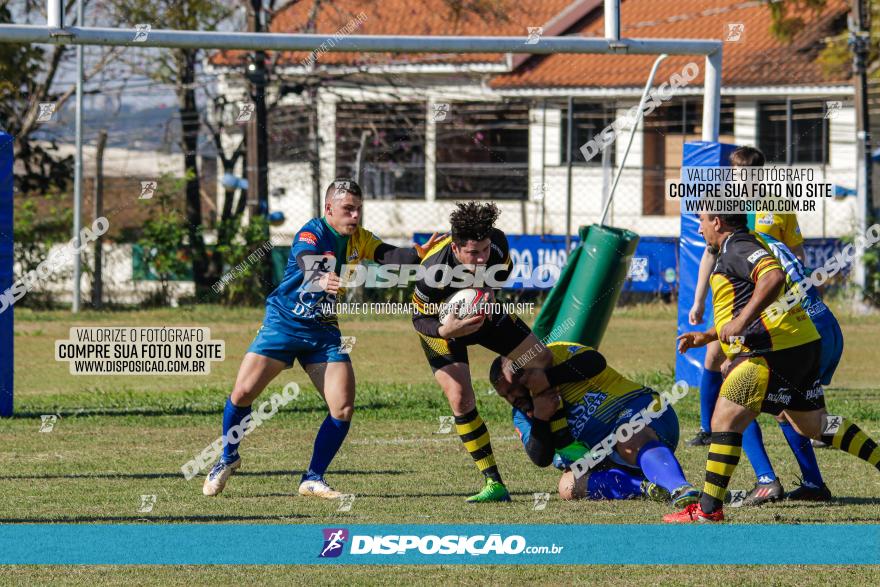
[[266, 217, 385, 326], [756, 233, 830, 323]]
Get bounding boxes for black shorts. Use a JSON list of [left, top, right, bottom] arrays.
[[417, 312, 533, 372], [721, 339, 824, 415]]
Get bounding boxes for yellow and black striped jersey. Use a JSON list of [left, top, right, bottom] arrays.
[[710, 228, 819, 357], [545, 342, 653, 429], [410, 228, 512, 337]]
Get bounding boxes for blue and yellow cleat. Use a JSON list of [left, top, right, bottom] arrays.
[[671, 484, 701, 508]]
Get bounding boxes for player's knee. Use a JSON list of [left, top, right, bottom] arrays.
[[331, 404, 354, 422]]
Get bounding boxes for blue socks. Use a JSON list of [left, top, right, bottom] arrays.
[[743, 420, 776, 482], [586, 468, 644, 500], [222, 397, 252, 463], [636, 440, 690, 492], [699, 369, 723, 432], [303, 414, 351, 481], [779, 420, 824, 487]]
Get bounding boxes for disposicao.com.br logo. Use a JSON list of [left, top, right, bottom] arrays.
[[319, 528, 564, 557]]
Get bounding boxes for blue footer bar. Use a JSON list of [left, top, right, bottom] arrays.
[[1, 524, 878, 565]]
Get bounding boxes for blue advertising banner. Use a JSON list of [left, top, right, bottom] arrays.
[[414, 233, 677, 293], [1, 524, 878, 565]]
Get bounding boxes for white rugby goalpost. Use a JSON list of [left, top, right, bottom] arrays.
[[0, 0, 722, 416]]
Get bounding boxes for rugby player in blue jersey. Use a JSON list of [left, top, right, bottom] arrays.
[[202, 179, 441, 498]]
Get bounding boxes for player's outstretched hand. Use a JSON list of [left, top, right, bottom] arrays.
[[414, 232, 448, 259], [318, 272, 340, 295], [688, 301, 704, 325], [677, 331, 710, 353], [439, 314, 485, 339]]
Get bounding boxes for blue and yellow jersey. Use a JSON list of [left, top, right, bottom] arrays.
[[546, 342, 657, 442], [266, 217, 385, 325], [748, 212, 804, 251], [710, 229, 819, 357], [756, 232, 831, 323]]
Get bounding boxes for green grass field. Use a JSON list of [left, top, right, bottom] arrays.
[[2, 303, 880, 584]]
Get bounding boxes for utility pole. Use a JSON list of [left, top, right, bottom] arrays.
[[92, 129, 107, 308], [852, 0, 873, 299], [245, 0, 272, 291]]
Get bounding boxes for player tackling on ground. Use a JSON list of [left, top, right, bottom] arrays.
[[411, 202, 557, 503], [202, 179, 440, 499], [669, 212, 880, 522], [491, 342, 700, 507]]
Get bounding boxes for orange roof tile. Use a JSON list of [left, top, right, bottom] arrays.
[[492, 0, 850, 88], [210, 0, 850, 89]]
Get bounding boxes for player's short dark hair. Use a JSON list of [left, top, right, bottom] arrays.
[[711, 214, 748, 229], [489, 355, 504, 386], [325, 178, 363, 202], [450, 201, 500, 244], [730, 146, 765, 167]]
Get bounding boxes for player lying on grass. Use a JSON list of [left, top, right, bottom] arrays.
[[689, 145, 820, 506], [410, 202, 555, 503], [490, 342, 700, 507], [203, 179, 441, 499], [670, 212, 880, 523]]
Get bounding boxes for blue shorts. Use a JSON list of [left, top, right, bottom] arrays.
[[247, 311, 350, 367], [814, 313, 844, 386]]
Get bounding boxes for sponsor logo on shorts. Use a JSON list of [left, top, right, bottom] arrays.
[[805, 385, 824, 400], [766, 390, 792, 405]]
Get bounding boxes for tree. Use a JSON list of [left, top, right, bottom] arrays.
[[0, 0, 122, 194], [112, 0, 236, 298]]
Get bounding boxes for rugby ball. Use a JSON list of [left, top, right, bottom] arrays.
[[438, 288, 494, 325]]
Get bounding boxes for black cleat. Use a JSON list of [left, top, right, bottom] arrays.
[[741, 478, 784, 506], [786, 480, 833, 502], [686, 431, 711, 447], [811, 438, 830, 449]]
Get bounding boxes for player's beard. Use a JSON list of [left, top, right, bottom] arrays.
[[707, 244, 720, 255]]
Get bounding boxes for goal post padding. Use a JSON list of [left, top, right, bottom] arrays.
[[0, 131, 12, 417], [674, 140, 738, 387], [532, 223, 639, 348]]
